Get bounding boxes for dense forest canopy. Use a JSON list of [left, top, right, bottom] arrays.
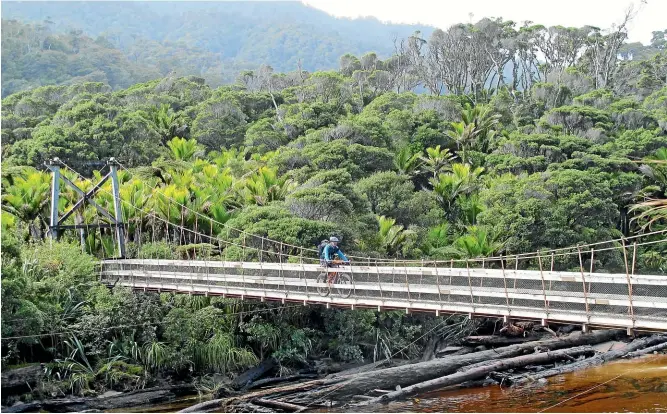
[[1, 7, 666, 402], [0, 1, 432, 96]]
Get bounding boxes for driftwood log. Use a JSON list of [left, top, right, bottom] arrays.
[[363, 345, 595, 405], [509, 334, 667, 385], [306, 329, 620, 403], [623, 341, 667, 358], [459, 335, 543, 346], [245, 374, 318, 391], [252, 398, 306, 412], [178, 329, 621, 412], [178, 379, 338, 413]]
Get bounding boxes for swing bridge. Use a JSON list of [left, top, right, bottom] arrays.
[[46, 159, 667, 332]]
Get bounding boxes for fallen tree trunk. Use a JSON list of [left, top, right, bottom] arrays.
[[327, 359, 412, 378], [245, 374, 318, 391], [252, 398, 306, 412], [511, 334, 667, 385], [175, 398, 224, 414], [623, 341, 667, 358], [459, 335, 543, 346], [5, 384, 197, 413], [232, 358, 278, 390], [364, 346, 595, 405], [178, 379, 339, 413], [304, 329, 620, 402], [179, 330, 620, 412]]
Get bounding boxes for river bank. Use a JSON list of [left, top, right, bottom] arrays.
[[102, 354, 667, 413], [4, 327, 665, 413]]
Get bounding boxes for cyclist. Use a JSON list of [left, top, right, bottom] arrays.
[[321, 236, 350, 265]]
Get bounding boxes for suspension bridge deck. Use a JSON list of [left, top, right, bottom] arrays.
[[101, 259, 667, 331]]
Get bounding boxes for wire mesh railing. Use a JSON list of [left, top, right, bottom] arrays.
[[101, 246, 667, 331]]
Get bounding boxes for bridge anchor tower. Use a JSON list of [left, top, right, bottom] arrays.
[[46, 158, 126, 258]]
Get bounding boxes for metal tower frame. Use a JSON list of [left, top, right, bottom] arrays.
[[46, 157, 126, 258]]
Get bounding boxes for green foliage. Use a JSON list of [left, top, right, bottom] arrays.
[[376, 215, 418, 258], [544, 105, 611, 135], [191, 96, 248, 151], [167, 137, 202, 162], [2, 13, 667, 393], [479, 170, 621, 262]]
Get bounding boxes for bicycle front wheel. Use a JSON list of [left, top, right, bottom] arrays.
[[336, 273, 353, 298], [316, 272, 330, 297]]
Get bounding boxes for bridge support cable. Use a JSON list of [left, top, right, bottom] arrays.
[[537, 253, 549, 319], [240, 234, 247, 297], [512, 257, 519, 306], [375, 259, 384, 301], [419, 259, 425, 302], [299, 247, 308, 299], [631, 242, 638, 275], [205, 220, 212, 296], [588, 248, 595, 294], [448, 260, 454, 303], [480, 258, 485, 290], [259, 238, 267, 299], [403, 259, 411, 303], [621, 237, 636, 328], [500, 255, 511, 314], [466, 260, 475, 314], [109, 161, 126, 258]]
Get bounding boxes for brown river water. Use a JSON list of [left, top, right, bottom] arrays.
[[115, 355, 667, 413]]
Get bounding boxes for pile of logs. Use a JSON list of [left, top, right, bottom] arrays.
[[178, 326, 667, 413]]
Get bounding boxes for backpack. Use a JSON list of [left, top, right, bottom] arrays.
[[318, 242, 327, 259]]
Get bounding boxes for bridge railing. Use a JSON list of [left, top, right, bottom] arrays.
[[100, 258, 667, 331]]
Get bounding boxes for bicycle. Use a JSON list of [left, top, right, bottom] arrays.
[[316, 260, 353, 298]]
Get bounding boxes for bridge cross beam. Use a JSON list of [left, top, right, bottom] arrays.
[[46, 158, 126, 258]]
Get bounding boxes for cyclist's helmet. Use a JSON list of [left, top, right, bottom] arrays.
[[329, 236, 339, 242]]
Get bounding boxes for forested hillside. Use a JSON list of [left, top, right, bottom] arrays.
[[2, 13, 667, 405], [1, 1, 432, 96]]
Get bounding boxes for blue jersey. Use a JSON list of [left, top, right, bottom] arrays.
[[322, 244, 349, 262]]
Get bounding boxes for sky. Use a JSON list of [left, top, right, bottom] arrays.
[[302, 0, 665, 44]]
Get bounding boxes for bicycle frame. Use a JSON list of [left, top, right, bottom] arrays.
[[326, 260, 344, 284]]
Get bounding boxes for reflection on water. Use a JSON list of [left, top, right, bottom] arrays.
[[346, 355, 667, 413], [111, 355, 667, 413]]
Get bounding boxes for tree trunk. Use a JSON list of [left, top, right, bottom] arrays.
[[178, 330, 620, 412], [252, 398, 306, 412], [510, 335, 667, 385], [179, 379, 339, 413], [365, 346, 594, 405], [623, 341, 667, 358], [245, 374, 318, 391], [459, 335, 543, 347], [305, 329, 619, 402]]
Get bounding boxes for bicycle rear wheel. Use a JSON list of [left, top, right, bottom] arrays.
[[316, 272, 330, 297], [336, 273, 353, 298]]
